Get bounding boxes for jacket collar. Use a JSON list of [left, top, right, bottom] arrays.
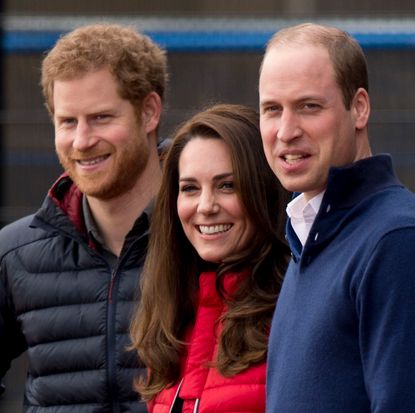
[[322, 154, 400, 210], [47, 173, 85, 235], [287, 154, 402, 263]]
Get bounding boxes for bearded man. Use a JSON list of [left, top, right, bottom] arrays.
[[0, 24, 168, 413]]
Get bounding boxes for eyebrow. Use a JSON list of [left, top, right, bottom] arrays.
[[179, 172, 233, 182], [260, 95, 327, 106], [55, 107, 116, 118], [259, 98, 276, 106]]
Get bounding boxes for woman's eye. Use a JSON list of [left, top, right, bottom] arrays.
[[179, 185, 197, 193], [220, 181, 234, 190]]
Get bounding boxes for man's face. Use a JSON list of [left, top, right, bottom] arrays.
[[54, 68, 150, 200], [259, 44, 363, 201]]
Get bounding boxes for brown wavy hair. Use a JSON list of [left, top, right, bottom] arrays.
[[130, 104, 290, 401], [41, 23, 168, 115]]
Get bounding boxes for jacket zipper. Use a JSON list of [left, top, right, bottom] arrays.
[[168, 378, 184, 413], [106, 237, 144, 413], [107, 265, 120, 413], [108, 270, 116, 303], [168, 379, 200, 413]]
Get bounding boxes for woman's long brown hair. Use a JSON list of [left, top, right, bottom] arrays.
[[130, 104, 290, 401]]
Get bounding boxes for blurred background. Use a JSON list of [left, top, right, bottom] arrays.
[[1, 1, 415, 411]]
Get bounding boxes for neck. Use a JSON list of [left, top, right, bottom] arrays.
[[355, 130, 372, 161], [87, 146, 162, 256]]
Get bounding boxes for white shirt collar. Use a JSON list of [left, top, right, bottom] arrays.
[[286, 191, 325, 246]]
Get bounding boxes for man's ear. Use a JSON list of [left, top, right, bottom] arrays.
[[141, 91, 162, 134], [352, 88, 370, 131]]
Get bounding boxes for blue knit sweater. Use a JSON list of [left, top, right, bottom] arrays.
[[267, 155, 415, 412]]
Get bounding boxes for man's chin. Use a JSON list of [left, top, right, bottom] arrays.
[[69, 175, 112, 200], [79, 180, 136, 201], [81, 186, 119, 201]]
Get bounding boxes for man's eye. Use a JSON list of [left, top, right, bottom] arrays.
[[61, 118, 76, 127], [95, 114, 111, 121], [263, 105, 279, 113], [302, 103, 321, 110]]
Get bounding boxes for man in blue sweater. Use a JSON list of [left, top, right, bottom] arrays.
[[259, 22, 415, 411]]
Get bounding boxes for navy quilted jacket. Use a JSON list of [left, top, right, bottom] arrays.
[[0, 175, 148, 412]]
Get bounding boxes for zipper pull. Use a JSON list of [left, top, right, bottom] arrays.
[[193, 398, 200, 413]]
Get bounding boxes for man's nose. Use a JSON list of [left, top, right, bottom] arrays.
[[276, 110, 302, 143], [73, 119, 96, 151]]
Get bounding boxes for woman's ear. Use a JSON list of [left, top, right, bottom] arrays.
[[352, 87, 370, 131], [141, 91, 162, 134]]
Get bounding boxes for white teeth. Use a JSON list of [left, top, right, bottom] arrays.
[[78, 156, 108, 166], [199, 224, 232, 234], [284, 154, 304, 164]]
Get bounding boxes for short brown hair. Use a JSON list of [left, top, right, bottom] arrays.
[[41, 23, 168, 114], [263, 23, 368, 109]]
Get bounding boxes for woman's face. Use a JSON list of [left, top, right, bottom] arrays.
[[177, 137, 255, 263]]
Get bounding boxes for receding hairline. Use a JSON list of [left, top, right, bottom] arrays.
[[266, 23, 352, 48], [261, 23, 355, 69]]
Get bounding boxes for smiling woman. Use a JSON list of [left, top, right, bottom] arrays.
[[177, 137, 255, 263], [130, 103, 290, 413]]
